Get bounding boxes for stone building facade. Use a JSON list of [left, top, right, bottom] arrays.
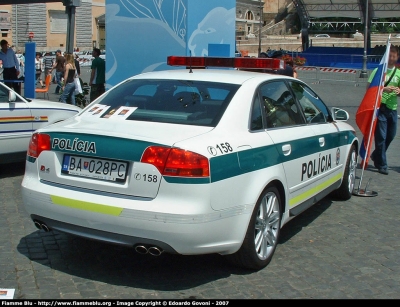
[[236, 0, 292, 40], [236, 0, 264, 39], [0, 0, 105, 52]]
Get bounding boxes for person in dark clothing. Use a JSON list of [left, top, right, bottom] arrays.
[[269, 52, 295, 77], [43, 52, 54, 77], [275, 61, 295, 77], [59, 53, 76, 106], [50, 49, 65, 94], [74, 54, 81, 76], [89, 48, 105, 102], [258, 51, 295, 77]]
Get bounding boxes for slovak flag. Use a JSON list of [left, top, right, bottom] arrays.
[[355, 39, 391, 169]]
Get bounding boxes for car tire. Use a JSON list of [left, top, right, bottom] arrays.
[[331, 144, 357, 200], [226, 186, 282, 270]]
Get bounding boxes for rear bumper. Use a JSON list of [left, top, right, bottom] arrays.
[[22, 178, 253, 256], [30, 214, 178, 253]]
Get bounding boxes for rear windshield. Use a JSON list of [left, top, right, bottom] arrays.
[[85, 79, 240, 127]]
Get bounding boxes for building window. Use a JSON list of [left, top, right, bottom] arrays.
[[0, 11, 11, 31], [49, 10, 67, 34], [246, 11, 254, 20]]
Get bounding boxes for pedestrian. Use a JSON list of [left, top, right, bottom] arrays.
[[270, 52, 295, 77], [74, 53, 81, 77], [89, 48, 105, 102], [0, 60, 3, 80], [42, 51, 54, 77], [59, 53, 76, 106], [16, 49, 25, 80], [35, 53, 44, 88], [50, 49, 65, 94], [258, 51, 296, 77], [285, 58, 298, 78], [0, 39, 21, 94], [370, 45, 400, 175]]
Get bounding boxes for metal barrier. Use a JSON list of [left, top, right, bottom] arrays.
[[295, 66, 318, 83], [296, 66, 372, 87]]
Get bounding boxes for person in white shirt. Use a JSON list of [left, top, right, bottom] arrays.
[[35, 53, 44, 88], [16, 50, 25, 80]]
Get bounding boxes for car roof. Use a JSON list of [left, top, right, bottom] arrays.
[[129, 69, 285, 85]]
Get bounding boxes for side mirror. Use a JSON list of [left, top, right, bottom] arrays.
[[9, 90, 16, 102], [331, 107, 349, 121]]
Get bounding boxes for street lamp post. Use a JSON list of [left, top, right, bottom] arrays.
[[258, 0, 263, 56], [15, 5, 18, 49], [360, 0, 369, 78]]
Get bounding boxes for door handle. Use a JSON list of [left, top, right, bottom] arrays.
[[282, 144, 291, 156], [319, 137, 325, 147]]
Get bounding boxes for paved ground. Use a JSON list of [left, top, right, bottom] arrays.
[[1, 73, 400, 299]]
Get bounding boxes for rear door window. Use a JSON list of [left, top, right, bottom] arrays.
[[258, 80, 305, 129]]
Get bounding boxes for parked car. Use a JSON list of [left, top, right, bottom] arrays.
[[0, 82, 81, 164], [21, 56, 358, 270], [314, 34, 330, 38], [246, 33, 256, 39], [100, 50, 106, 61]]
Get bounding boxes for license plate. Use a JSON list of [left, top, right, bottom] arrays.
[[61, 155, 128, 182]]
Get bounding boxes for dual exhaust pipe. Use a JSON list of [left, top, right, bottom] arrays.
[[33, 220, 163, 256], [135, 245, 163, 256], [33, 220, 51, 232]]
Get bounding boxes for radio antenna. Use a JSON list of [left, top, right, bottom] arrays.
[[189, 51, 193, 73]]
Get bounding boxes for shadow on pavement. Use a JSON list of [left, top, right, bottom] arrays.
[[17, 197, 332, 291], [279, 197, 333, 244], [0, 161, 26, 179], [388, 166, 400, 174]]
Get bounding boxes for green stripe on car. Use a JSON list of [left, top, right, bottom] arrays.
[[210, 131, 356, 183], [27, 156, 36, 163], [47, 132, 161, 161]]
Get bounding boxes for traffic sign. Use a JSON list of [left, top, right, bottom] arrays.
[[28, 32, 34, 39]]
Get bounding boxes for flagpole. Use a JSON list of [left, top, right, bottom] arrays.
[[354, 35, 391, 196], [356, 82, 384, 191]]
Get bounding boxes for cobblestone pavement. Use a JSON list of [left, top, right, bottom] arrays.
[[1, 78, 400, 299]]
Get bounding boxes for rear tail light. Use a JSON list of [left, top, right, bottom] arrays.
[[28, 133, 51, 158], [140, 146, 171, 173], [141, 146, 210, 177]]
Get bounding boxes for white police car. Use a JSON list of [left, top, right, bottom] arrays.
[[0, 81, 81, 164], [21, 56, 358, 270]]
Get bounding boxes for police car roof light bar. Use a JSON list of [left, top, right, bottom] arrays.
[[167, 56, 285, 70]]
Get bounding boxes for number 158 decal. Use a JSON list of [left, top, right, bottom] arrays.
[[207, 142, 233, 156]]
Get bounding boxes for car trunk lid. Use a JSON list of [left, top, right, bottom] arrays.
[[35, 120, 212, 198]]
